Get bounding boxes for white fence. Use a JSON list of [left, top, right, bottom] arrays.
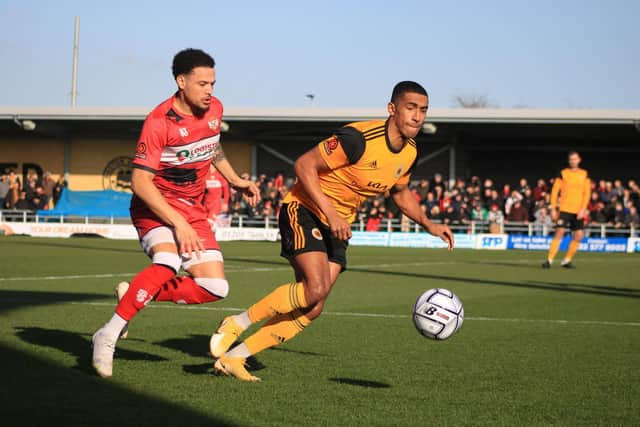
[[1, 209, 637, 238]]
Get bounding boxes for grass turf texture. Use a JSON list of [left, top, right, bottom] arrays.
[[0, 236, 639, 426]]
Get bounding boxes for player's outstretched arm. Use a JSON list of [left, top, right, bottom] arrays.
[[131, 167, 203, 257], [391, 183, 454, 250], [213, 155, 259, 207], [294, 148, 351, 241]]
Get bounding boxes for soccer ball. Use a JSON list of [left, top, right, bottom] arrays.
[[412, 288, 464, 340]]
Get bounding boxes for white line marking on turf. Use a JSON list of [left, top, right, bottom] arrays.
[[0, 261, 454, 282], [67, 301, 640, 327]]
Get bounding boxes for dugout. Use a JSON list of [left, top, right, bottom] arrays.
[[1, 106, 638, 190]]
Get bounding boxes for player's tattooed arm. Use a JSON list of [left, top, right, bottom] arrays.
[[211, 142, 226, 164]]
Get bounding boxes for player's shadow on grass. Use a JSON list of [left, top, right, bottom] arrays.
[[329, 377, 392, 389], [0, 290, 107, 314], [350, 267, 640, 299], [0, 343, 237, 426], [155, 334, 268, 375], [15, 327, 167, 374], [155, 334, 211, 358]]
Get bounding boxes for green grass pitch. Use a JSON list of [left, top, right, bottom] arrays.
[[0, 236, 639, 426]]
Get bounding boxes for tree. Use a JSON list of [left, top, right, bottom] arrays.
[[453, 94, 497, 108]]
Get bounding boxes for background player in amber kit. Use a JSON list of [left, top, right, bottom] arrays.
[[91, 49, 259, 378], [210, 81, 454, 381], [543, 150, 591, 269]]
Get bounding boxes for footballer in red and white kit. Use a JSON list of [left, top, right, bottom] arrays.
[[92, 49, 259, 378], [203, 165, 229, 222]]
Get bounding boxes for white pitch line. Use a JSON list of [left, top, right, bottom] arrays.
[[67, 301, 640, 327], [0, 261, 453, 282]]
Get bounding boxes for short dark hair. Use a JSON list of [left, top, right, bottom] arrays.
[[172, 48, 215, 78], [568, 150, 580, 157], [391, 81, 428, 103]]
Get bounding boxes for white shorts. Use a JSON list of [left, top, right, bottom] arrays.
[[140, 226, 224, 271]]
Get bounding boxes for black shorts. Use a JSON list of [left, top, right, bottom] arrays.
[[556, 211, 584, 231], [279, 201, 348, 270]]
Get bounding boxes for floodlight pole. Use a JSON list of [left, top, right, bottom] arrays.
[[70, 16, 80, 107]]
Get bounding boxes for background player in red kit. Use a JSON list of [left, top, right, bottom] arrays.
[[204, 164, 229, 224], [92, 48, 259, 378]]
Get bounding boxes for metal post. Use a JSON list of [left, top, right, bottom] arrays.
[[64, 139, 71, 184], [71, 16, 80, 107], [600, 224, 605, 238], [250, 144, 258, 181], [448, 136, 457, 189]]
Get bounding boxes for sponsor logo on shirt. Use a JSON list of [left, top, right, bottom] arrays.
[[161, 135, 220, 165], [179, 127, 189, 137], [135, 141, 147, 160], [323, 136, 339, 155], [208, 119, 219, 131]]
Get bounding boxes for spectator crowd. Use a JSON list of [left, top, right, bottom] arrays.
[[3, 166, 638, 233], [0, 169, 67, 212], [225, 172, 640, 232]]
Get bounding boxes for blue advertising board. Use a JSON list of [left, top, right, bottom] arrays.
[[507, 235, 628, 253], [350, 232, 475, 249]]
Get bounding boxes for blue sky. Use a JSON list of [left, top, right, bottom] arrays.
[[1, 0, 638, 109]]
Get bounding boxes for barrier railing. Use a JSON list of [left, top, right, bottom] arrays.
[[1, 210, 637, 237]]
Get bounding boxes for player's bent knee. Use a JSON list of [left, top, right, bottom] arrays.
[[306, 300, 325, 321], [195, 277, 229, 299], [152, 251, 182, 274], [303, 280, 331, 305]]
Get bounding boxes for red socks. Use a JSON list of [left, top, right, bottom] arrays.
[[115, 264, 175, 320], [154, 276, 224, 304]]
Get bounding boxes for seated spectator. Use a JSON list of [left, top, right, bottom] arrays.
[[430, 173, 446, 196], [414, 178, 430, 200], [521, 188, 535, 220], [429, 205, 442, 222], [458, 205, 471, 225], [592, 202, 609, 224], [504, 190, 523, 216], [534, 206, 553, 235], [487, 204, 504, 225], [52, 176, 67, 206], [0, 174, 9, 209], [533, 178, 547, 201], [487, 189, 503, 211], [471, 203, 487, 222], [612, 201, 626, 229], [442, 205, 458, 225], [612, 179, 624, 198], [15, 191, 31, 210], [501, 183, 511, 200], [518, 177, 530, 195], [365, 208, 382, 231], [506, 200, 529, 223], [624, 205, 639, 229], [422, 192, 438, 212]]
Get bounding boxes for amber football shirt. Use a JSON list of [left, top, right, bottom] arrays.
[[284, 119, 417, 224]]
